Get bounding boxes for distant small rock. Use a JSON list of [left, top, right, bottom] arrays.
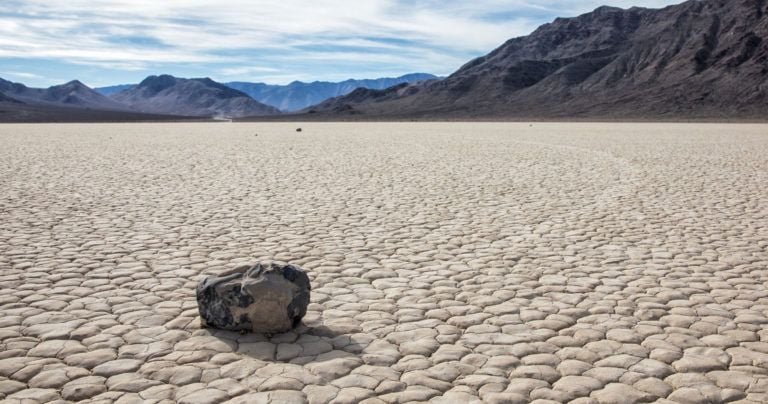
[[296, 128, 302, 132], [197, 262, 311, 334]]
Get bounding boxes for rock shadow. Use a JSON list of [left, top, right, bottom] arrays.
[[205, 321, 366, 365]]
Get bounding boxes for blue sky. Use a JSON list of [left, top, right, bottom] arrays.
[[0, 0, 682, 88]]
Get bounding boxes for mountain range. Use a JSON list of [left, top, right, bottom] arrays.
[[0, 78, 191, 122], [110, 75, 280, 118], [0, 76, 279, 120], [2, 0, 768, 122], [0, 78, 197, 123], [224, 73, 438, 111], [0, 73, 435, 121], [94, 73, 438, 112], [307, 0, 768, 119], [0, 78, 128, 111]]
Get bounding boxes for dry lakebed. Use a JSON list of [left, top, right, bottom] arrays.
[[1, 122, 767, 403]]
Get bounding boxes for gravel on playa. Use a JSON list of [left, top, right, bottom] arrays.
[[1, 122, 767, 404]]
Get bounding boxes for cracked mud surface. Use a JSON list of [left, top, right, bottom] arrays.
[[1, 122, 767, 403]]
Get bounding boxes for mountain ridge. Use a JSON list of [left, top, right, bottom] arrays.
[[0, 78, 129, 111], [94, 73, 440, 112], [96, 84, 135, 96], [0, 75, 270, 121], [305, 0, 768, 119], [5, 0, 768, 121], [225, 73, 438, 111], [110, 74, 281, 118]]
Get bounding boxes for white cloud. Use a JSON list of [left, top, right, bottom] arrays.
[[0, 0, 685, 83], [4, 71, 43, 80], [218, 66, 282, 76]]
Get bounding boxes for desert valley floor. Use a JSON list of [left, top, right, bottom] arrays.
[[1, 122, 767, 404]]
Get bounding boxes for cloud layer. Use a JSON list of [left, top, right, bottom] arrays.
[[0, 0, 682, 86]]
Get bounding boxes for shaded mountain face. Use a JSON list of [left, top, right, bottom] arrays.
[[42, 80, 129, 110], [0, 78, 128, 110], [111, 75, 281, 118], [0, 78, 29, 97], [310, 0, 768, 119], [0, 92, 23, 104], [226, 73, 438, 112]]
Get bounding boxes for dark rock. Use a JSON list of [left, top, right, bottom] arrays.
[[196, 262, 311, 334], [296, 127, 302, 132]]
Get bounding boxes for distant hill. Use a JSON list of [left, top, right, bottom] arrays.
[[307, 0, 768, 119], [95, 84, 135, 96], [226, 73, 438, 112], [0, 78, 128, 111], [110, 75, 280, 118]]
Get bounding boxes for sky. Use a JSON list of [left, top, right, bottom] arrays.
[[0, 0, 682, 88]]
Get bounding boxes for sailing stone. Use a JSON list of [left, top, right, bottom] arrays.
[[196, 262, 311, 333]]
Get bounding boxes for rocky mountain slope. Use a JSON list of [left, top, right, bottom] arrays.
[[309, 0, 768, 119], [0, 92, 22, 104], [226, 73, 437, 111], [110, 75, 281, 118]]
